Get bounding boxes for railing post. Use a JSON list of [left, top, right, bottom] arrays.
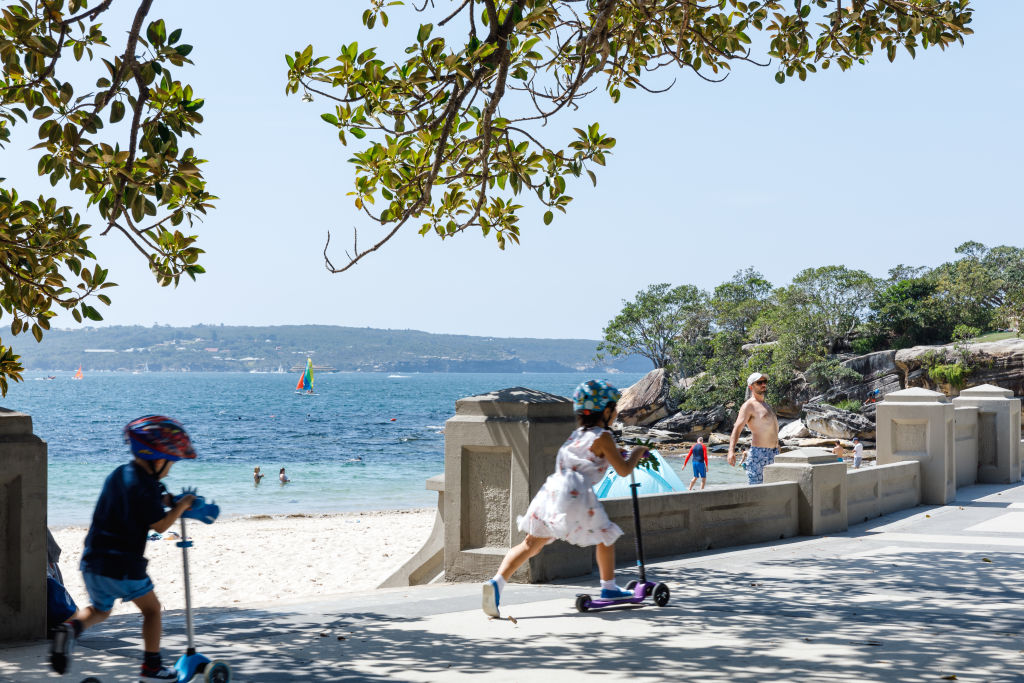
[[877, 388, 955, 504], [764, 447, 847, 535], [442, 387, 586, 583], [952, 384, 1022, 485], [0, 408, 47, 641]]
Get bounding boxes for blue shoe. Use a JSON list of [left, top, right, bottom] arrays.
[[482, 579, 501, 617], [600, 587, 633, 600]]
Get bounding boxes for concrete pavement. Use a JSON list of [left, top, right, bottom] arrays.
[[3, 482, 1024, 682]]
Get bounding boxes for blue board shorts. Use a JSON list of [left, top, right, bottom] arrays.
[[746, 446, 779, 485], [82, 570, 155, 612], [692, 461, 707, 478]]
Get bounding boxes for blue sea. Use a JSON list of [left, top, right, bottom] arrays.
[[6, 371, 682, 526]]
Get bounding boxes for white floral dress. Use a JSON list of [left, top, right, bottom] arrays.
[[517, 427, 624, 547]]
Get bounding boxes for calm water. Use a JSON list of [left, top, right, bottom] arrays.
[[6, 371, 686, 526]]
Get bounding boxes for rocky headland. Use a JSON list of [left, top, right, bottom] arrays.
[[614, 337, 1024, 457]]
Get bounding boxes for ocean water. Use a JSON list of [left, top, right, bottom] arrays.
[[6, 371, 673, 526]]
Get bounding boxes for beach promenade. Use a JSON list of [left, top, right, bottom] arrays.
[[3, 481, 1023, 682]]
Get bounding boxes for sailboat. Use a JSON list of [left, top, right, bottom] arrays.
[[72, 365, 83, 380], [294, 358, 315, 395]]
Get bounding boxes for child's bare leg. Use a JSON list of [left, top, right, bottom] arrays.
[[688, 477, 697, 490], [595, 543, 616, 581], [700, 477, 706, 490], [497, 535, 548, 580], [73, 605, 111, 630], [132, 591, 162, 653]]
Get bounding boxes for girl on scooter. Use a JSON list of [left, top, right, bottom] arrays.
[[482, 380, 649, 617]]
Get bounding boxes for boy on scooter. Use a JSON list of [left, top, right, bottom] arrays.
[[51, 416, 200, 681]]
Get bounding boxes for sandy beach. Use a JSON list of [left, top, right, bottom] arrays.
[[50, 509, 435, 616]]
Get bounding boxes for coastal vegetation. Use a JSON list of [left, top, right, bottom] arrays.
[[599, 242, 1024, 410], [0, 0, 975, 393]]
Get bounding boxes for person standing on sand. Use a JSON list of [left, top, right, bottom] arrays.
[[254, 466, 264, 485], [481, 380, 650, 618], [852, 437, 864, 469], [683, 437, 709, 490], [728, 372, 779, 485]]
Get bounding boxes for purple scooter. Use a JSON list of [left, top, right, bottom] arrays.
[[575, 470, 670, 612]]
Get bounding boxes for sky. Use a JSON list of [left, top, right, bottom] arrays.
[[4, 1, 1022, 341]]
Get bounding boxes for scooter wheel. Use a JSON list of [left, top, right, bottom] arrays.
[[575, 595, 592, 612], [204, 661, 231, 683], [625, 580, 637, 591], [652, 582, 670, 607]]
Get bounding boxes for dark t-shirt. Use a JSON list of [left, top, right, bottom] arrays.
[[80, 461, 167, 579]]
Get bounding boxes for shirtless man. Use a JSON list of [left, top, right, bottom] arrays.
[[727, 372, 779, 485]]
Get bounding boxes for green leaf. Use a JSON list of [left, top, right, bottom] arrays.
[[543, 210, 553, 225], [110, 100, 125, 123]]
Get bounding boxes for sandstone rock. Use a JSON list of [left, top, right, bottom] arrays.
[[802, 403, 877, 440], [810, 350, 902, 407], [776, 373, 814, 419], [616, 368, 670, 426], [895, 338, 1024, 396], [795, 437, 841, 448], [779, 420, 810, 440], [707, 432, 730, 446], [651, 406, 727, 439]]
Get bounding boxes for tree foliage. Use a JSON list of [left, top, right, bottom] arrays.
[[0, 0, 213, 394], [711, 267, 773, 339], [289, 0, 974, 272], [597, 282, 709, 375]]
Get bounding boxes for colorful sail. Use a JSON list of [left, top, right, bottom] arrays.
[[72, 365, 83, 380], [295, 358, 314, 393]]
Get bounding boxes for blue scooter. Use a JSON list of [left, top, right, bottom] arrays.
[[172, 494, 231, 683], [77, 494, 229, 683], [574, 471, 670, 612]]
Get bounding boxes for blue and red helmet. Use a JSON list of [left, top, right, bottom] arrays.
[[124, 415, 197, 461], [572, 379, 621, 415]]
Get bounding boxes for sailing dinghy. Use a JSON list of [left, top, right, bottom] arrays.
[[295, 358, 315, 395]]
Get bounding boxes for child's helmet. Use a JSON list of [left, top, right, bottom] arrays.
[[572, 379, 621, 415], [124, 415, 197, 461]]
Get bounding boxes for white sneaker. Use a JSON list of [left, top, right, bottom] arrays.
[[482, 579, 501, 617], [140, 664, 178, 681], [50, 621, 75, 674]]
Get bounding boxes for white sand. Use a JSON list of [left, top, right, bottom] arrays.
[[50, 509, 435, 616]]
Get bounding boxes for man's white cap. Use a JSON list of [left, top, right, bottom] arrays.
[[746, 372, 767, 387]]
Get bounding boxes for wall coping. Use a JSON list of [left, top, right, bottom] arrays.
[[882, 387, 949, 404]]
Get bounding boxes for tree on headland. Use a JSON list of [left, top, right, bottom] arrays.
[[289, 0, 975, 273], [597, 283, 709, 377], [0, 1, 212, 394]]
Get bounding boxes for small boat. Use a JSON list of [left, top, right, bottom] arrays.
[[295, 358, 315, 395], [72, 365, 83, 380]]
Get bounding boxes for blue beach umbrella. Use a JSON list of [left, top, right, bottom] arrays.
[[594, 450, 687, 498]]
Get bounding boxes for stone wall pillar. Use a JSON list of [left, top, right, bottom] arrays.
[[0, 409, 47, 641], [877, 388, 955, 504], [952, 384, 1022, 485], [443, 387, 584, 584], [764, 448, 847, 535], [953, 406, 979, 488]]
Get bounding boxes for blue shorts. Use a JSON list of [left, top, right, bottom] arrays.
[[746, 446, 779, 485], [81, 570, 155, 613], [692, 461, 707, 479]]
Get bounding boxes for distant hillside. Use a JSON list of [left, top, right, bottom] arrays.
[[14, 325, 651, 373]]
